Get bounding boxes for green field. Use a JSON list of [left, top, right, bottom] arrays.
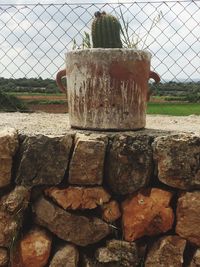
[[147, 102, 200, 116], [25, 99, 66, 105], [1, 90, 200, 115], [7, 92, 62, 96]]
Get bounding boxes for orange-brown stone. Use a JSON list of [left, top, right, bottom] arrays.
[[45, 186, 110, 210], [101, 200, 121, 223], [122, 188, 174, 241], [20, 227, 52, 267]]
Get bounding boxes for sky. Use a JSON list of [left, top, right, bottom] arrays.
[[1, 0, 182, 3], [0, 0, 199, 82]]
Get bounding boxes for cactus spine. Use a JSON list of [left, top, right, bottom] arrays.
[[92, 11, 122, 48]]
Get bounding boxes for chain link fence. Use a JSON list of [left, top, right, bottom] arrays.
[[0, 1, 199, 82]]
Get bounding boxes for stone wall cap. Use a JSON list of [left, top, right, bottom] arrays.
[[0, 127, 17, 137]]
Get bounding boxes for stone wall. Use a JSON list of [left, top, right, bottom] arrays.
[[1, 128, 200, 267]]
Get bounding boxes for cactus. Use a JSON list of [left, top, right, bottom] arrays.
[[92, 11, 122, 48]]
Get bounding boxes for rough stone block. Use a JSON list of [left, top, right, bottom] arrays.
[[0, 185, 30, 214], [95, 239, 139, 267], [176, 191, 200, 246], [49, 244, 79, 267], [0, 248, 8, 267], [33, 197, 110, 247], [189, 249, 200, 267], [122, 188, 174, 241], [0, 211, 18, 247], [0, 128, 18, 188], [16, 134, 73, 187], [0, 186, 30, 247], [145, 235, 186, 267], [82, 255, 113, 267], [45, 186, 110, 210], [69, 133, 108, 185], [0, 128, 18, 156], [101, 200, 121, 223], [107, 134, 153, 195], [153, 134, 200, 190]]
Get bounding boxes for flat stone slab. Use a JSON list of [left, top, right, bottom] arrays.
[[1, 113, 200, 135], [33, 197, 111, 247]]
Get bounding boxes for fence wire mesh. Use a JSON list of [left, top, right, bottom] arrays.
[[0, 1, 199, 82]]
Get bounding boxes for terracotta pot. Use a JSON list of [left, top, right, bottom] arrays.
[[56, 48, 160, 130]]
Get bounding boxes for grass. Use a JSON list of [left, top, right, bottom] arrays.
[[147, 102, 200, 116], [26, 99, 66, 105], [2, 91, 200, 116], [7, 92, 63, 96]]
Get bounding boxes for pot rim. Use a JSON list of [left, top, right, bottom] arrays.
[[65, 48, 151, 58]]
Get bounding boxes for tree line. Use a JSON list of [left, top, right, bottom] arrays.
[[0, 77, 59, 93], [0, 77, 200, 102], [150, 81, 200, 102]]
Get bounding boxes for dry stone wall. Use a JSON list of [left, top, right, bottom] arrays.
[[0, 128, 200, 267]]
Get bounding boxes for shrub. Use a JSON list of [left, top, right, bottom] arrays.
[[0, 90, 28, 112]]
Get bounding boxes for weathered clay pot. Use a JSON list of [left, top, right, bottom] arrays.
[[56, 48, 160, 130]]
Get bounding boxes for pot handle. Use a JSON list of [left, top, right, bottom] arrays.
[[147, 70, 160, 101], [149, 70, 160, 84], [56, 69, 67, 93]]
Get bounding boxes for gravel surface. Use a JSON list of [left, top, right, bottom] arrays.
[[0, 112, 200, 135]]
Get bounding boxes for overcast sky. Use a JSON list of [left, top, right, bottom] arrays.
[[0, 0, 199, 81], [1, 0, 180, 3]]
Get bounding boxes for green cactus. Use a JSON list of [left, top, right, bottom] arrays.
[[92, 11, 122, 48]]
